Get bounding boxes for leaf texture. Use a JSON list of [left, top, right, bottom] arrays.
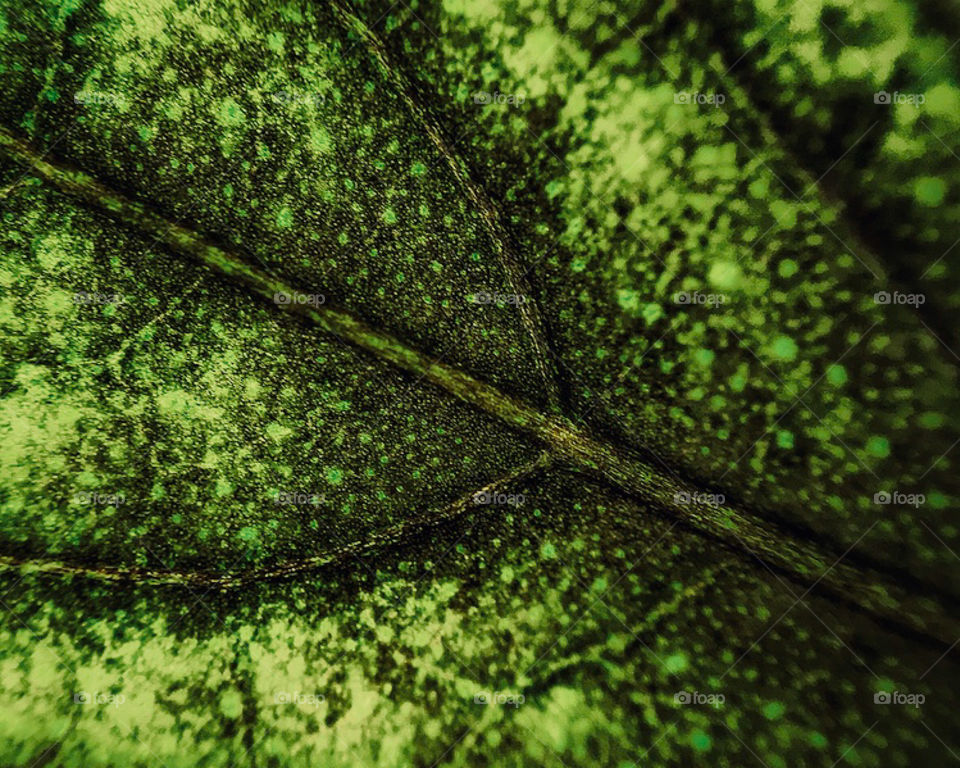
[[0, 0, 958, 765]]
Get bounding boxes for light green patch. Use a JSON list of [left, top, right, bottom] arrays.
[[769, 335, 798, 362], [642, 302, 663, 325], [865, 436, 890, 459], [708, 260, 743, 290], [825, 364, 847, 387], [692, 348, 715, 367], [778, 259, 798, 279], [219, 688, 245, 719], [309, 125, 331, 154], [325, 467, 344, 486], [217, 96, 245, 127], [914, 177, 946, 207], [762, 701, 786, 720], [663, 652, 688, 674], [690, 729, 712, 752], [276, 205, 294, 229]]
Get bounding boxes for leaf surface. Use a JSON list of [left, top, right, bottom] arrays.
[[0, 0, 958, 765]]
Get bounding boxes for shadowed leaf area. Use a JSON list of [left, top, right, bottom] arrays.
[[0, 0, 957, 765]]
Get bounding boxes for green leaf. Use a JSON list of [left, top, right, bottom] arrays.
[[0, 0, 957, 765]]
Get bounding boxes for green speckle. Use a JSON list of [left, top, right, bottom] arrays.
[[776, 430, 794, 450], [914, 177, 946, 207], [729, 367, 748, 392], [770, 335, 798, 362], [826, 364, 847, 387], [219, 688, 244, 719], [770, 199, 797, 228], [690, 729, 712, 752], [875, 678, 895, 693], [616, 288, 640, 314], [642, 302, 663, 325], [664, 652, 688, 674], [865, 436, 890, 459], [309, 125, 331, 154], [693, 348, 715, 367], [243, 378, 261, 399], [919, 411, 945, 429], [749, 177, 769, 198], [778, 259, 799, 278], [276, 206, 294, 229], [157, 389, 191, 414], [762, 701, 786, 720], [265, 422, 291, 441], [383, 207, 398, 224], [708, 260, 742, 290], [325, 467, 344, 485], [266, 30, 285, 53], [217, 97, 245, 127]]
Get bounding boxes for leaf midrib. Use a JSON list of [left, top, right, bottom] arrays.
[[1, 126, 956, 646]]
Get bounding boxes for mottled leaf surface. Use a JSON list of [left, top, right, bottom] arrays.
[[0, 0, 958, 766]]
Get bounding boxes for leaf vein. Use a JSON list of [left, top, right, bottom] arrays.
[[0, 126, 954, 645]]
